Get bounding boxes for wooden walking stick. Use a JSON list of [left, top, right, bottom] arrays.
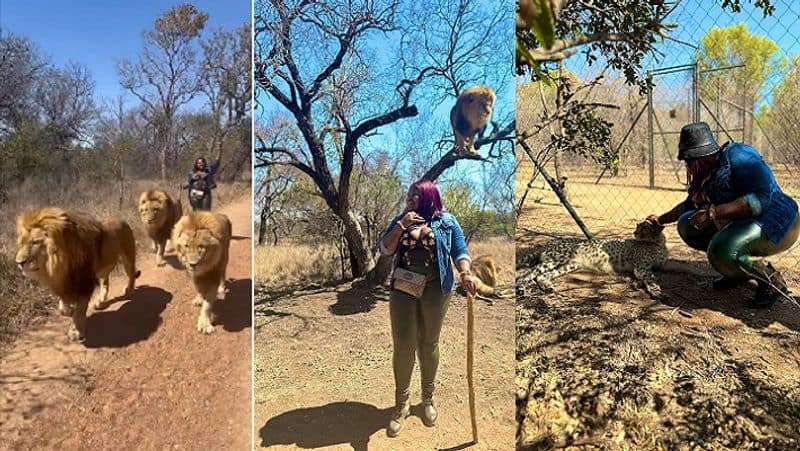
[[467, 290, 478, 444]]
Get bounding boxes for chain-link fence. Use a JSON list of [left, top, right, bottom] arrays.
[[517, 0, 800, 288]]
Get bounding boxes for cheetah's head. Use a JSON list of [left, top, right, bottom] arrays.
[[634, 219, 665, 244]]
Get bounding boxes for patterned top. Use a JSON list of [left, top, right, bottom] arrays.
[[398, 224, 438, 268]]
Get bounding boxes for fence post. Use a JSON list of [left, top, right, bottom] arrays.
[[647, 71, 655, 189], [693, 62, 700, 122]]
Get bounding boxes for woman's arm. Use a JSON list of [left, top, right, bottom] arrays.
[[652, 202, 686, 225], [208, 159, 221, 175], [448, 215, 477, 294]]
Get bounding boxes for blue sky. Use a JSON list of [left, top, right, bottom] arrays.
[[0, 0, 250, 106], [255, 0, 516, 207], [567, 0, 800, 101]]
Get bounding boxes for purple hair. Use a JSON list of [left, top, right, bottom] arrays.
[[412, 179, 444, 220]]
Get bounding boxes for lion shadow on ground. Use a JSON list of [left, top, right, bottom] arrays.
[[259, 401, 392, 451], [658, 258, 800, 333], [84, 285, 171, 348], [329, 286, 388, 316], [214, 278, 252, 332], [162, 254, 183, 270]]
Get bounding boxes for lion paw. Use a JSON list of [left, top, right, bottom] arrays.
[[156, 258, 166, 267], [192, 294, 204, 306], [67, 326, 85, 342], [58, 300, 74, 317], [196, 317, 215, 334]]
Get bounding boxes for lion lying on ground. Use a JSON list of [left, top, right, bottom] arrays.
[[457, 254, 512, 299], [138, 190, 183, 266], [15, 208, 141, 342], [172, 211, 232, 334]]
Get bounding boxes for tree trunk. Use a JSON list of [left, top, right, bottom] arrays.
[[339, 209, 373, 277], [258, 205, 268, 245]]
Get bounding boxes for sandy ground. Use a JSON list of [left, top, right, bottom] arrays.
[[0, 196, 253, 450], [254, 244, 516, 451], [516, 172, 800, 449]]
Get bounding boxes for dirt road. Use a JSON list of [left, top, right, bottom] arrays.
[[0, 197, 252, 450], [254, 247, 516, 451]]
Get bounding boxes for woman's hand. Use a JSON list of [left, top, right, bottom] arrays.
[[460, 272, 477, 295], [399, 211, 425, 229], [645, 214, 661, 226], [689, 209, 712, 230]]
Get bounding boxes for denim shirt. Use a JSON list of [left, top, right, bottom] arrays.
[[379, 212, 471, 294], [679, 142, 798, 243]]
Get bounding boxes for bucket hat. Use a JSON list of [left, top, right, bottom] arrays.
[[678, 122, 720, 160]]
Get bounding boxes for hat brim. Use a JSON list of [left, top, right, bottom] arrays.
[[678, 143, 720, 161]]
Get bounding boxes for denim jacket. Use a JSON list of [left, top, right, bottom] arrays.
[[679, 142, 798, 243], [379, 212, 471, 294]]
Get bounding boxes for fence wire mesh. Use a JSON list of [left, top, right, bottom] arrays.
[[517, 0, 800, 289]]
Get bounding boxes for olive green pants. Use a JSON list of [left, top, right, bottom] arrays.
[[390, 274, 452, 403], [677, 211, 800, 279]]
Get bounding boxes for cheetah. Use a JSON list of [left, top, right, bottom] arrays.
[[517, 220, 668, 299]]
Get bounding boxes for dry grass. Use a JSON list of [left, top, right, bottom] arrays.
[[254, 243, 344, 288], [255, 236, 515, 289], [0, 177, 249, 351]]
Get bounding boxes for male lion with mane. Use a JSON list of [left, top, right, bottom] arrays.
[[138, 189, 183, 266], [172, 211, 232, 334], [15, 207, 141, 342]]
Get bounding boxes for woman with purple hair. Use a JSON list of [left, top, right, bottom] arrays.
[[378, 178, 478, 437]]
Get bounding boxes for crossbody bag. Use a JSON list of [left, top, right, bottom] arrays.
[[392, 267, 427, 299]]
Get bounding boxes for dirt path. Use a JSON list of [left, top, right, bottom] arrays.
[[0, 196, 252, 450], [254, 277, 515, 450]]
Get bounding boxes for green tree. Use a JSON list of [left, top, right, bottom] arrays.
[[763, 56, 800, 162], [698, 22, 785, 142], [118, 4, 208, 180]]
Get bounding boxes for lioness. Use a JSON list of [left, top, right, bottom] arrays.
[[172, 211, 232, 334], [138, 190, 183, 266], [15, 207, 141, 342], [457, 254, 511, 298]]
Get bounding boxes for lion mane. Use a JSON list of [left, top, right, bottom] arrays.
[[450, 85, 496, 154], [138, 189, 183, 266], [172, 211, 232, 334], [458, 254, 510, 298], [15, 207, 140, 342]]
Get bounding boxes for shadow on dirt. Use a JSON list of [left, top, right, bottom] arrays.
[[329, 286, 387, 316], [259, 401, 391, 451], [214, 278, 252, 332], [658, 259, 800, 333], [162, 254, 183, 270], [84, 285, 171, 348]]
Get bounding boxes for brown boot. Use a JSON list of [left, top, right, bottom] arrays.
[[387, 394, 410, 437]]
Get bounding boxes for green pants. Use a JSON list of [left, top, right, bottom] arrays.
[[390, 272, 452, 402], [677, 211, 800, 279]]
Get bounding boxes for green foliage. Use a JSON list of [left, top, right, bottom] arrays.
[[442, 183, 514, 241], [699, 23, 785, 103], [516, 0, 777, 90]]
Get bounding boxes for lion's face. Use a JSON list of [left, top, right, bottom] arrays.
[[469, 91, 495, 118], [139, 198, 168, 228], [15, 223, 50, 278], [174, 229, 222, 277]]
